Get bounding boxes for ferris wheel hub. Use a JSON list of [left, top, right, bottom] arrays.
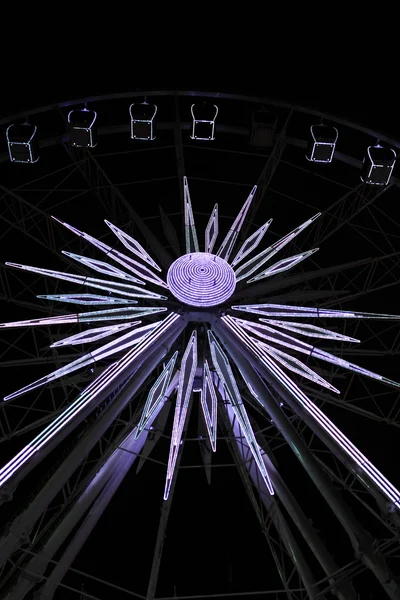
[[166, 252, 236, 307]]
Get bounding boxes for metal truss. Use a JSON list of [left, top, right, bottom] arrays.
[[1, 91, 400, 600]]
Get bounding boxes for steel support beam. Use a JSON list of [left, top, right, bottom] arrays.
[[219, 381, 356, 600], [219, 395, 323, 600], [5, 373, 179, 599], [65, 148, 174, 271], [304, 182, 393, 249], [241, 111, 292, 240], [212, 318, 400, 600], [0, 316, 185, 569], [145, 397, 194, 600], [5, 424, 151, 599]]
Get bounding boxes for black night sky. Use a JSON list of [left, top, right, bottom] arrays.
[[1, 54, 400, 600]]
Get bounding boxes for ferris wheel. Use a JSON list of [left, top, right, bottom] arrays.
[[0, 91, 400, 600]]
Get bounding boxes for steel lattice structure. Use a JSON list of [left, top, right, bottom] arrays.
[[0, 91, 400, 600]]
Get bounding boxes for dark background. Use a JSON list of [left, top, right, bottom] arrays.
[[1, 52, 400, 600]]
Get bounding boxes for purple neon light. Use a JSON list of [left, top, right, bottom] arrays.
[[234, 213, 321, 282], [231, 219, 273, 268], [205, 204, 219, 254], [104, 220, 162, 272], [62, 251, 143, 284], [233, 317, 400, 390], [5, 263, 167, 300], [135, 351, 178, 439], [208, 331, 274, 495], [260, 344, 340, 394], [0, 313, 182, 488], [216, 186, 257, 262], [222, 315, 400, 508], [167, 252, 236, 307], [164, 330, 198, 500], [184, 177, 199, 253], [247, 248, 319, 283], [200, 359, 218, 452], [51, 217, 168, 289], [50, 322, 139, 347], [260, 319, 360, 343], [4, 322, 160, 401], [37, 293, 138, 306], [0, 306, 167, 330], [231, 303, 400, 320]]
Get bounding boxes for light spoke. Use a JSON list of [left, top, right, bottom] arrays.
[[234, 213, 321, 282], [222, 315, 400, 507], [164, 330, 198, 500], [183, 176, 199, 253], [4, 322, 160, 401], [52, 216, 168, 289], [200, 359, 218, 452], [247, 248, 319, 283], [6, 262, 167, 300], [217, 185, 257, 262], [208, 330, 274, 495], [0, 306, 167, 330], [205, 204, 219, 254]]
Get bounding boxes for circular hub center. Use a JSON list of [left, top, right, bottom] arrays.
[[167, 252, 236, 307]]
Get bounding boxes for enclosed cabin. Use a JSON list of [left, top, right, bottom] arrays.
[[250, 109, 277, 147], [190, 103, 218, 140], [6, 123, 39, 163], [68, 108, 98, 148], [360, 145, 396, 186], [306, 124, 338, 163], [129, 102, 157, 140]]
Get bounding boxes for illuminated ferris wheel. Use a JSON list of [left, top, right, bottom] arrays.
[[0, 91, 400, 600]]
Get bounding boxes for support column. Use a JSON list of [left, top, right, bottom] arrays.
[[0, 316, 185, 570], [145, 398, 194, 600], [35, 426, 145, 600], [213, 319, 400, 600], [5, 375, 179, 600], [219, 396, 323, 600]]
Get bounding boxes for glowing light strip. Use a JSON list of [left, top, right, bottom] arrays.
[[52, 217, 168, 289], [260, 319, 360, 343], [62, 251, 143, 284], [205, 204, 219, 254], [239, 372, 263, 404], [247, 248, 319, 283], [166, 252, 236, 307], [164, 330, 198, 500], [105, 220, 161, 272], [231, 303, 400, 320], [135, 352, 178, 439], [231, 219, 272, 268], [233, 317, 400, 390], [36, 294, 137, 306], [234, 213, 321, 282], [0, 306, 167, 330], [5, 263, 167, 300], [50, 322, 139, 347], [208, 330, 274, 495], [217, 186, 257, 262], [260, 344, 340, 394], [0, 313, 182, 488], [223, 315, 400, 507], [184, 176, 199, 253], [4, 321, 160, 401], [200, 359, 218, 452]]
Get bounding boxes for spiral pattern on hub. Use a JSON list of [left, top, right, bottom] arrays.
[[167, 252, 236, 307]]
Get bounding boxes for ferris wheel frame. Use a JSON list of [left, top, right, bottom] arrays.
[[0, 91, 399, 600]]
